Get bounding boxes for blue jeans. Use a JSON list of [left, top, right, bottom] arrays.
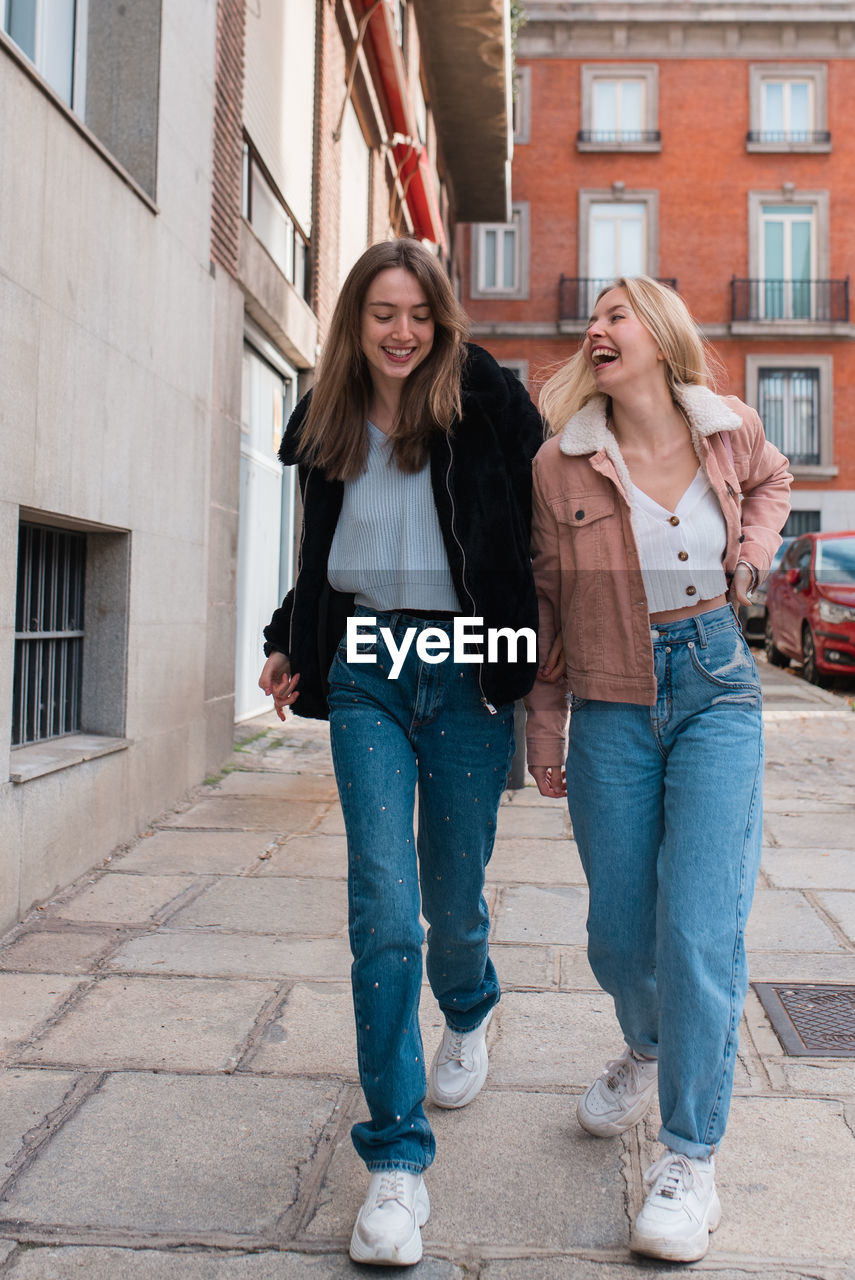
[[566, 605, 763, 1158], [327, 607, 514, 1172]]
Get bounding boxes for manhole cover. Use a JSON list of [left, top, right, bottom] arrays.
[[753, 983, 855, 1057]]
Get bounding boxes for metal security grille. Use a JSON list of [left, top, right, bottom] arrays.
[[13, 524, 86, 746], [753, 983, 855, 1057], [757, 368, 821, 465]]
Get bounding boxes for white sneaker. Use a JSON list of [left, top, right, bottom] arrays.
[[577, 1045, 658, 1137], [349, 1170, 430, 1266], [631, 1149, 721, 1262], [427, 1009, 492, 1109]]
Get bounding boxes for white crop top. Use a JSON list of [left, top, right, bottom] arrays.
[[630, 469, 728, 613]]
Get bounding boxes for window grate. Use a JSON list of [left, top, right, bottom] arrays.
[[13, 524, 86, 747], [757, 368, 821, 466]]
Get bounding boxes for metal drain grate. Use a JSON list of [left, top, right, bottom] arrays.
[[753, 983, 855, 1057]]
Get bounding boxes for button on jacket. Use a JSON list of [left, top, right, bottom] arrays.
[[263, 343, 545, 720], [524, 383, 792, 765]]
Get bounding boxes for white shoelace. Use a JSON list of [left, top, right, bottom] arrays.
[[644, 1151, 697, 1201], [603, 1052, 650, 1096], [374, 1171, 408, 1208], [440, 1031, 466, 1065]]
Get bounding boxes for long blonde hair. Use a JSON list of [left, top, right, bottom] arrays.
[[298, 239, 468, 478], [539, 277, 720, 434]]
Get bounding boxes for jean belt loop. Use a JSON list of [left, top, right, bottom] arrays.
[[694, 611, 708, 649]]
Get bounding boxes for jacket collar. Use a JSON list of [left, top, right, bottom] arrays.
[[558, 384, 742, 498]]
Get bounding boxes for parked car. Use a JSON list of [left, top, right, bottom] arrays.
[[764, 531, 855, 684], [738, 538, 792, 643]]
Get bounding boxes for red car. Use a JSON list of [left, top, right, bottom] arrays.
[[764, 531, 855, 684]]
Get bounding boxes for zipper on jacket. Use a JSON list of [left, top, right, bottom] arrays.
[[287, 467, 311, 658], [444, 437, 497, 715]]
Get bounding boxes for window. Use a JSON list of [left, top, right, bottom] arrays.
[[13, 524, 85, 746], [470, 204, 529, 299], [574, 190, 659, 318], [242, 138, 310, 300], [760, 204, 815, 320], [2, 0, 85, 108], [748, 65, 829, 152], [579, 65, 659, 151], [783, 511, 821, 538], [746, 354, 835, 477]]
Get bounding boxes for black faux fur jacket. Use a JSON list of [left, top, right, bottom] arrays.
[[262, 343, 544, 720]]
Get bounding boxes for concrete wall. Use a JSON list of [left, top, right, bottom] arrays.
[[0, 0, 237, 932]]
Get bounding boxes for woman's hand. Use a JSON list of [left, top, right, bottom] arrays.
[[259, 652, 301, 720], [730, 562, 756, 607], [536, 632, 565, 683], [528, 764, 567, 799]]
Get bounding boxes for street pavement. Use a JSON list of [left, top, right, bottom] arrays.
[[1, 658, 854, 1279]]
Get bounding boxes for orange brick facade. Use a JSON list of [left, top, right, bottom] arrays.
[[462, 8, 855, 534]]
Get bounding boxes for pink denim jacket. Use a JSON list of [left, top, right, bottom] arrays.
[[524, 384, 792, 766]]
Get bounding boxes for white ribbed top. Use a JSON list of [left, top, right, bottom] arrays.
[[327, 421, 461, 613], [630, 469, 728, 613]]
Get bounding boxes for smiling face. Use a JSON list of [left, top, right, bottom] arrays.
[[360, 267, 435, 396], [583, 287, 665, 392]]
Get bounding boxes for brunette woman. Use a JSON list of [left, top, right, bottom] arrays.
[[526, 276, 791, 1262], [259, 239, 542, 1266]]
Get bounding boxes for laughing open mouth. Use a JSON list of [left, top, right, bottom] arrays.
[[591, 347, 619, 367]]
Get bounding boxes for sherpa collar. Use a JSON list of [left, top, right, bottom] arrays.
[[558, 384, 742, 500]]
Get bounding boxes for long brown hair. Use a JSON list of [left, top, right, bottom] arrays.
[[298, 239, 468, 478], [540, 276, 721, 434]]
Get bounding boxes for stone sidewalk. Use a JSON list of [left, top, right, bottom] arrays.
[[1, 661, 854, 1279]]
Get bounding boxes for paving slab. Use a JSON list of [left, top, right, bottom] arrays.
[[745, 889, 844, 952], [3, 1247, 464, 1278], [211, 772, 340, 803], [482, 1262, 832, 1280], [247, 981, 446, 1081], [50, 874, 198, 924], [107, 932, 354, 981], [315, 808, 346, 836], [255, 835, 348, 879], [487, 837, 586, 885], [748, 951, 855, 983], [761, 848, 855, 890], [116, 831, 278, 876], [763, 811, 855, 850], [494, 807, 570, 839], [815, 891, 855, 945], [0, 929, 117, 973], [488, 990, 624, 1089], [17, 975, 276, 1071], [0, 1073, 341, 1235], [168, 879, 349, 936], [713, 1096, 855, 1262], [162, 798, 327, 833], [500, 787, 567, 809], [0, 1069, 77, 1173], [491, 943, 559, 990], [492, 885, 589, 946], [0, 974, 82, 1056], [557, 949, 600, 990], [304, 1091, 627, 1252]]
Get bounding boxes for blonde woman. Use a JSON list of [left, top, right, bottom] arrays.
[[260, 239, 542, 1266], [526, 277, 791, 1262]]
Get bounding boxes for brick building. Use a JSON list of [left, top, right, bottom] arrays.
[[461, 0, 855, 535], [0, 0, 512, 932]]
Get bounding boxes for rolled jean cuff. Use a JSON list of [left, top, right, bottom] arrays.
[[365, 1159, 429, 1175], [658, 1126, 716, 1160]]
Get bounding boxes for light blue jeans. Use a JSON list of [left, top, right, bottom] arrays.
[[327, 607, 514, 1172], [566, 605, 763, 1158]]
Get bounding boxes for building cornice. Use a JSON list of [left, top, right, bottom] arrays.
[[519, 4, 855, 59]]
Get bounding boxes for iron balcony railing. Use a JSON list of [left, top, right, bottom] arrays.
[[559, 276, 678, 323], [730, 277, 849, 323], [576, 129, 661, 145], [746, 130, 831, 146]]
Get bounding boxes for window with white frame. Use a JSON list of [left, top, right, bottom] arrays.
[[744, 191, 835, 324], [2, 0, 86, 108], [748, 65, 829, 151], [574, 190, 659, 320], [746, 354, 835, 474], [579, 65, 659, 151], [471, 205, 529, 299]]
